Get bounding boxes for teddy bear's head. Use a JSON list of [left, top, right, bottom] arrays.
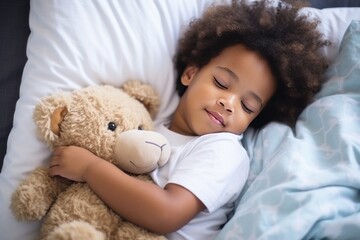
[[33, 80, 170, 174]]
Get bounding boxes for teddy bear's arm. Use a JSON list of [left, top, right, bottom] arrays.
[[10, 166, 72, 221]]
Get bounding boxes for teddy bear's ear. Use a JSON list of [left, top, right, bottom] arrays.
[[121, 80, 160, 118], [33, 93, 70, 143], [50, 107, 68, 136]]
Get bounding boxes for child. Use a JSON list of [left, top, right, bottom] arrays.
[[49, 0, 329, 239]]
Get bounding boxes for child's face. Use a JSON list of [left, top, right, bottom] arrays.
[[171, 44, 276, 136]]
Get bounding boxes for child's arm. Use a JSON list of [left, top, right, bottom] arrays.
[[49, 146, 205, 234]]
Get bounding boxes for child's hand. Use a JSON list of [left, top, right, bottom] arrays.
[[49, 146, 101, 182]]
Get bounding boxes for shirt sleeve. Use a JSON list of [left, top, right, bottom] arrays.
[[167, 132, 250, 213]]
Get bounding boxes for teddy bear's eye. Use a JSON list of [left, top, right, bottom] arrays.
[[138, 125, 143, 130], [108, 122, 117, 131]]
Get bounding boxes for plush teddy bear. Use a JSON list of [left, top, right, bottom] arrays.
[[10, 81, 170, 240]]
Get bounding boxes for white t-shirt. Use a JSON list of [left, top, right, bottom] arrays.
[[150, 123, 250, 240]]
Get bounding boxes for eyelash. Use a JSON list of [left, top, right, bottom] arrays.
[[213, 77, 227, 89], [241, 102, 253, 114], [214, 76, 254, 114]]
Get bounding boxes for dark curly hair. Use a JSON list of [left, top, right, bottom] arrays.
[[174, 0, 329, 129]]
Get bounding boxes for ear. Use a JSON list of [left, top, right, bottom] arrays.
[[50, 107, 68, 136], [33, 92, 71, 143], [181, 65, 198, 86], [121, 80, 160, 118]]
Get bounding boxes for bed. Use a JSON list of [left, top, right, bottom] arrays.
[[0, 1, 359, 239]]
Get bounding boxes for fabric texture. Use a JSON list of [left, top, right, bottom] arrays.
[[216, 20, 360, 240], [152, 124, 248, 240], [0, 1, 360, 239], [0, 1, 221, 239]]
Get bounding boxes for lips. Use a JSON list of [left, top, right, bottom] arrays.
[[206, 110, 225, 127]]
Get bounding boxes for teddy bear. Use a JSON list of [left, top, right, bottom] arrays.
[[10, 80, 170, 240]]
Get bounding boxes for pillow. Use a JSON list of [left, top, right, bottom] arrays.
[[0, 1, 219, 239], [301, 7, 360, 62], [216, 20, 360, 239], [0, 1, 359, 239]]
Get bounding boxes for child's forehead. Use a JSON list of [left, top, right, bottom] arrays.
[[210, 44, 270, 73]]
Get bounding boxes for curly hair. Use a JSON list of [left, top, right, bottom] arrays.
[[174, 0, 329, 129]]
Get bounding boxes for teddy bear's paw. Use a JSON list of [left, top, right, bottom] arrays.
[[11, 167, 71, 220], [11, 186, 50, 220], [46, 220, 105, 240]]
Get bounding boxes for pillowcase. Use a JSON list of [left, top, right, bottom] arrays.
[[0, 1, 359, 239], [0, 1, 218, 239], [216, 20, 360, 240], [301, 7, 360, 62]]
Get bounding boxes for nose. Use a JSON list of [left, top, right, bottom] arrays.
[[217, 95, 235, 113]]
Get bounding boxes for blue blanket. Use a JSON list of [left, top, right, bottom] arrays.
[[217, 21, 360, 239]]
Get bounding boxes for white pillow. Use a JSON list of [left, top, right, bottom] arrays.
[[302, 7, 360, 62], [0, 1, 218, 239], [0, 1, 359, 239]]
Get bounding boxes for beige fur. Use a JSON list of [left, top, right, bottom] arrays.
[[10, 81, 168, 240]]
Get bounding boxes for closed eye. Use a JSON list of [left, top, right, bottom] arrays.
[[241, 101, 254, 114], [213, 77, 227, 89]]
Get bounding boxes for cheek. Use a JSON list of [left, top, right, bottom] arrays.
[[239, 105, 263, 128], [187, 81, 213, 100], [230, 113, 248, 133]]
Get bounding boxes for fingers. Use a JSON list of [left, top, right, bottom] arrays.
[[52, 146, 65, 156], [49, 157, 60, 177], [47, 146, 93, 182], [49, 146, 64, 176], [49, 167, 57, 177]]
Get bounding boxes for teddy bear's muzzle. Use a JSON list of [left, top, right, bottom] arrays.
[[113, 130, 171, 174]]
